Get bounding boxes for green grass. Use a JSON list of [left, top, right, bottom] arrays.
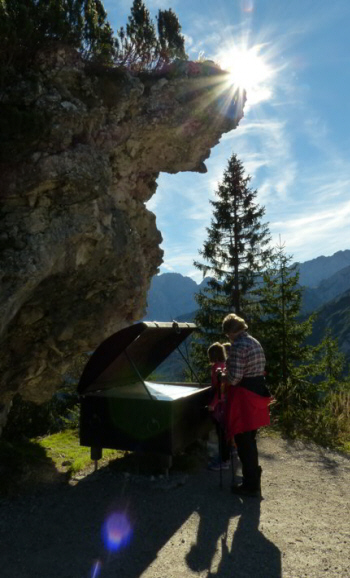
[[38, 429, 122, 475], [0, 429, 123, 496], [342, 440, 350, 453]]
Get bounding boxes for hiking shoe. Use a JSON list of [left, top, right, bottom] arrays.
[[231, 483, 261, 498], [207, 458, 230, 471]]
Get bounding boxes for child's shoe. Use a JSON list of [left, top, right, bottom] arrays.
[[207, 457, 230, 471]]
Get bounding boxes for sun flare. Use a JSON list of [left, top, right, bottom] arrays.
[[218, 45, 273, 105]]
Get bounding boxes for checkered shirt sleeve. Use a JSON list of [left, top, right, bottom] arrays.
[[226, 332, 266, 386]]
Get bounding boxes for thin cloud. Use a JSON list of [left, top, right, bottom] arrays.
[[223, 117, 298, 204], [271, 199, 350, 260], [134, 0, 350, 277]]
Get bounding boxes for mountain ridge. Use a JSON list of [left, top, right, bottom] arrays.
[[143, 250, 350, 322], [295, 250, 350, 288]]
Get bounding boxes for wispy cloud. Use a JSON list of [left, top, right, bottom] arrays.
[[223, 117, 298, 204], [146, 0, 179, 8], [118, 0, 350, 278], [271, 198, 350, 260]]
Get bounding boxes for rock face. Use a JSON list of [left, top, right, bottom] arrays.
[[0, 47, 245, 420]]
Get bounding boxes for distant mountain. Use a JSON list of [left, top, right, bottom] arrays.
[[143, 253, 350, 379], [296, 250, 350, 288], [300, 286, 323, 314], [301, 265, 350, 313], [143, 252, 350, 321], [144, 273, 209, 321], [308, 289, 350, 358], [143, 251, 350, 363]]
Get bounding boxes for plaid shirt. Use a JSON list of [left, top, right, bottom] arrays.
[[226, 331, 266, 386]]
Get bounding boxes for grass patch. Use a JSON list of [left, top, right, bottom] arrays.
[[260, 420, 350, 455], [38, 429, 123, 475], [0, 429, 123, 497], [342, 440, 350, 453]]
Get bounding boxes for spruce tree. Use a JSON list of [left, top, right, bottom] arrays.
[[116, 1, 187, 70], [157, 9, 187, 63], [253, 242, 314, 392], [254, 242, 350, 439], [117, 0, 158, 69], [308, 329, 348, 390], [191, 153, 272, 382]]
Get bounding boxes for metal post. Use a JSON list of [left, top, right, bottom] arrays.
[[176, 346, 203, 385], [217, 370, 223, 489], [91, 447, 102, 471], [124, 349, 153, 399]]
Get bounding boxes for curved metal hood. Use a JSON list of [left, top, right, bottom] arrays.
[[78, 321, 197, 394]]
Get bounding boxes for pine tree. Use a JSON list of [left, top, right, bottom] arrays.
[[253, 242, 314, 392], [308, 329, 347, 390], [157, 9, 187, 64], [117, 0, 157, 69], [252, 241, 328, 436], [0, 0, 116, 81], [0, 1, 187, 81], [253, 242, 350, 440], [116, 1, 187, 71], [190, 153, 272, 382]]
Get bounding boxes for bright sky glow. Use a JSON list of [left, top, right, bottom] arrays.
[[105, 0, 350, 282], [218, 44, 274, 105]]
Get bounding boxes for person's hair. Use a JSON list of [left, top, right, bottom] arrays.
[[207, 342, 226, 363], [222, 313, 248, 336]]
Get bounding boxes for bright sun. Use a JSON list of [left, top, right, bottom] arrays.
[[218, 45, 273, 105]]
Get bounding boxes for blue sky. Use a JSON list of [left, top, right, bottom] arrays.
[[105, 0, 350, 282]]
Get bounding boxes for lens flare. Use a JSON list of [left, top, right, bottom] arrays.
[[242, 0, 254, 12], [217, 44, 273, 105], [91, 560, 102, 578], [102, 512, 132, 552]]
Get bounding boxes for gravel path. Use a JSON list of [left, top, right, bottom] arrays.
[[0, 436, 349, 578]]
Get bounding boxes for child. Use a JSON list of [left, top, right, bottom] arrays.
[[207, 342, 231, 471]]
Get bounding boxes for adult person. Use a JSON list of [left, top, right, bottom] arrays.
[[222, 313, 271, 497]]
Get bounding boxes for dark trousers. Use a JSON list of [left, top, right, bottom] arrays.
[[215, 421, 231, 462], [234, 430, 260, 489]]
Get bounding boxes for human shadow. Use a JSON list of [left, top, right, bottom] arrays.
[[0, 456, 280, 578], [186, 479, 281, 578], [185, 475, 241, 573], [0, 458, 235, 578], [207, 496, 282, 578]]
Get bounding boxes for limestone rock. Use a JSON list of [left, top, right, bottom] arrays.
[[0, 47, 245, 409]]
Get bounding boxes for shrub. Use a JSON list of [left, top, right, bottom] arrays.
[[0, 0, 187, 84]]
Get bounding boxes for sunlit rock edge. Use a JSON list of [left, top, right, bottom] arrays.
[[0, 46, 245, 428]]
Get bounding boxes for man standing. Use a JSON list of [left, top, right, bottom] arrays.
[[223, 313, 271, 497]]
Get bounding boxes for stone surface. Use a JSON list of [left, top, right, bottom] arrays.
[[0, 47, 245, 410]]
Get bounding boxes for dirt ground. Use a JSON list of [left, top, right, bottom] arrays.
[[0, 435, 349, 578]]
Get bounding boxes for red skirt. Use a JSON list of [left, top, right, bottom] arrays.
[[226, 385, 272, 438]]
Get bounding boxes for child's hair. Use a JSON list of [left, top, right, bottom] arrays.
[[222, 342, 231, 355], [207, 342, 226, 363]]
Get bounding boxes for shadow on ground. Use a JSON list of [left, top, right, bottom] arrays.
[[0, 450, 281, 578], [0, 438, 67, 497], [187, 490, 281, 578]]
